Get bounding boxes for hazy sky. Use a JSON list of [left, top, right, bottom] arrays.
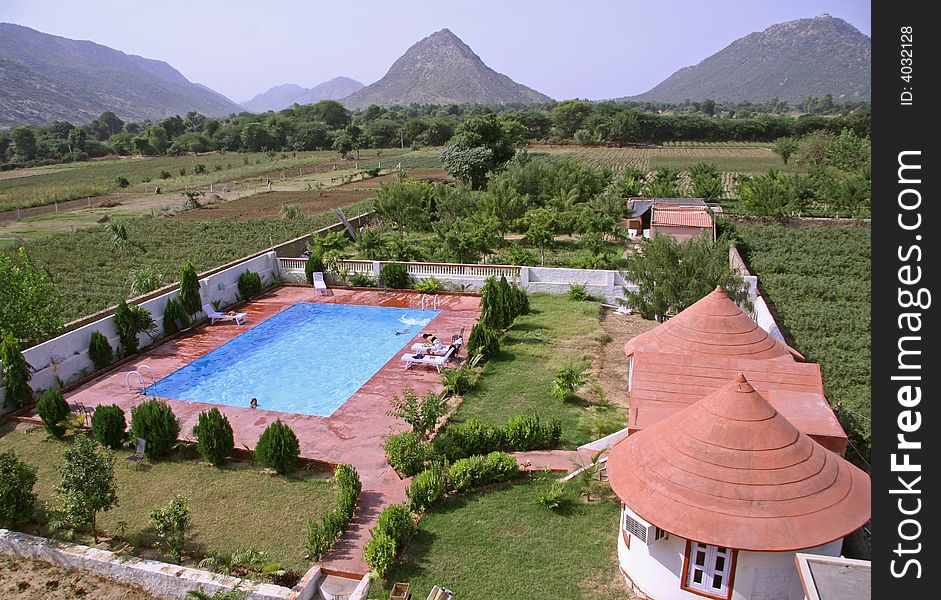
[[1, 0, 870, 103]]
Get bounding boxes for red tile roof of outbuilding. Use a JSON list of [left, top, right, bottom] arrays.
[[624, 286, 804, 360], [652, 207, 714, 228], [608, 374, 871, 551]]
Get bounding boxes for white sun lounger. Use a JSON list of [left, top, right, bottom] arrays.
[[401, 345, 456, 373], [203, 303, 246, 325], [313, 271, 328, 295]]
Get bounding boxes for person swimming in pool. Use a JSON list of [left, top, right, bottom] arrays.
[[250, 397, 258, 409]]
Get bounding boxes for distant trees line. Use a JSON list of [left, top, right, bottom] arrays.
[[0, 96, 870, 170]]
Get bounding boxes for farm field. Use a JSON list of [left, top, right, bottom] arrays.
[[530, 144, 797, 176], [0, 149, 410, 211], [734, 221, 871, 465], [0, 424, 337, 573]]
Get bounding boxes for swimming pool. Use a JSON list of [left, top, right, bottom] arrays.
[[144, 303, 440, 416]]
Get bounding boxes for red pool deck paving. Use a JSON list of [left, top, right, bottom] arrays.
[[64, 286, 481, 576]]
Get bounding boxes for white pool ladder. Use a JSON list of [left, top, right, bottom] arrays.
[[125, 364, 155, 392], [420, 294, 440, 311]]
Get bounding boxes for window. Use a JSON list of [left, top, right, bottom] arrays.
[[655, 527, 669, 541], [683, 541, 737, 599]]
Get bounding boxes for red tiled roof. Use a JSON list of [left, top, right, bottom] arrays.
[[624, 286, 804, 360], [652, 207, 713, 228], [628, 351, 847, 454], [608, 374, 871, 551]]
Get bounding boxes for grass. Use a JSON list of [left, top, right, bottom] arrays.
[[451, 294, 610, 448], [533, 145, 801, 175], [0, 424, 335, 572], [0, 149, 410, 211], [735, 222, 871, 466], [367, 480, 631, 600], [8, 197, 374, 322]]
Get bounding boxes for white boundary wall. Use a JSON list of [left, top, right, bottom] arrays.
[[279, 258, 639, 305], [729, 245, 786, 344], [0, 529, 294, 599], [0, 251, 280, 414]]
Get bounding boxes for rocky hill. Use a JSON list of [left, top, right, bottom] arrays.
[[241, 77, 364, 113]]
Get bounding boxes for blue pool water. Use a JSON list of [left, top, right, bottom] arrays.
[[144, 303, 439, 416]]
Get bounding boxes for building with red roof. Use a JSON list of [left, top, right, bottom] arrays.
[[608, 374, 870, 600]]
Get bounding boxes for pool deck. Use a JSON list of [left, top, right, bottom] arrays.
[[64, 286, 481, 575]]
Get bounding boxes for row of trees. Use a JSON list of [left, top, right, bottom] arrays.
[[2, 97, 871, 169]]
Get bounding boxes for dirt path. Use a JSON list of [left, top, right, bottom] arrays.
[[592, 310, 657, 411], [0, 554, 155, 599]]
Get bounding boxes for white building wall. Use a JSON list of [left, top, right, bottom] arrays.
[[617, 504, 844, 600]]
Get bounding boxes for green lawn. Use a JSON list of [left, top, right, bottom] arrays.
[[0, 425, 336, 572], [368, 481, 632, 600], [451, 294, 610, 448]]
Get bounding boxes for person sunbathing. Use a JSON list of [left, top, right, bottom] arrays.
[[421, 333, 447, 353]]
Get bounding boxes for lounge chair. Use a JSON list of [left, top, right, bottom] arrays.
[[313, 271, 328, 295], [410, 336, 463, 356], [401, 345, 456, 373], [426, 586, 454, 600], [126, 437, 146, 469], [203, 303, 246, 325]]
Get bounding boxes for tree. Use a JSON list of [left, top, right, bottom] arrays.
[[825, 128, 871, 172], [151, 494, 190, 562], [10, 126, 38, 160], [620, 234, 750, 321], [441, 114, 515, 189], [147, 126, 169, 155], [441, 145, 493, 190], [0, 337, 33, 409], [309, 100, 351, 130], [551, 100, 594, 138], [0, 450, 37, 527], [772, 137, 800, 165], [524, 208, 558, 265], [178, 263, 201, 319], [240, 123, 272, 152], [0, 247, 65, 346], [55, 435, 118, 543]]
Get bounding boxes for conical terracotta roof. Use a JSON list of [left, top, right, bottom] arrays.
[[624, 286, 803, 360], [608, 374, 870, 551]]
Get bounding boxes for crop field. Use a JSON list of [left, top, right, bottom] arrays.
[[734, 221, 871, 465], [660, 140, 772, 148], [0, 149, 410, 211], [532, 144, 798, 175]]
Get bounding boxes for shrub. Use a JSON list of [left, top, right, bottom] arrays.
[[88, 331, 114, 370], [91, 404, 126, 449], [305, 251, 325, 284], [237, 270, 262, 300], [115, 176, 130, 188], [433, 419, 504, 461], [379, 262, 410, 289], [387, 389, 445, 436], [448, 452, 517, 493], [509, 283, 529, 315], [193, 408, 235, 466], [578, 404, 626, 438], [412, 277, 444, 293], [305, 464, 361, 561], [374, 504, 415, 549], [178, 263, 201, 317], [55, 435, 117, 543], [538, 480, 570, 511], [552, 363, 589, 402], [254, 420, 299, 474], [114, 300, 156, 356], [159, 170, 172, 179], [0, 450, 37, 527], [305, 520, 333, 562], [129, 398, 181, 459], [151, 494, 190, 562], [504, 414, 561, 451], [37, 389, 70, 438], [439, 359, 481, 397], [1, 337, 33, 408], [465, 323, 499, 360], [350, 272, 375, 287], [363, 531, 396, 579], [162, 297, 190, 336], [479, 277, 510, 330], [334, 464, 362, 521], [384, 431, 428, 477], [407, 463, 448, 512], [567, 283, 590, 302]]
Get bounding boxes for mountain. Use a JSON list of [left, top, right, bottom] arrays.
[[242, 77, 364, 113], [628, 15, 870, 103], [0, 23, 242, 128], [341, 28, 551, 108]]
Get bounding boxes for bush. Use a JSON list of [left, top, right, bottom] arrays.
[[363, 531, 396, 579], [480, 277, 511, 330], [334, 464, 362, 521], [115, 176, 130, 188], [439, 360, 481, 397], [237, 270, 262, 300], [254, 420, 299, 474], [379, 262, 410, 289], [0, 450, 37, 527], [37, 389, 70, 438], [448, 452, 517, 491], [305, 464, 361, 561], [407, 464, 448, 512], [433, 419, 504, 462], [129, 398, 181, 459], [151, 494, 190, 562], [387, 389, 445, 436], [114, 300, 156, 356], [374, 504, 415, 549], [552, 363, 589, 402], [350, 272, 375, 287], [465, 323, 499, 360], [88, 331, 114, 371], [538, 480, 570, 511], [305, 251, 325, 284], [91, 404, 126, 449], [567, 283, 590, 302], [162, 297, 190, 336], [412, 277, 444, 293], [193, 408, 235, 466], [178, 263, 201, 317], [1, 337, 33, 408], [504, 414, 561, 451], [384, 431, 428, 477]]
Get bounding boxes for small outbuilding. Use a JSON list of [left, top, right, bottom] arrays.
[[607, 374, 871, 600], [625, 198, 712, 241]]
